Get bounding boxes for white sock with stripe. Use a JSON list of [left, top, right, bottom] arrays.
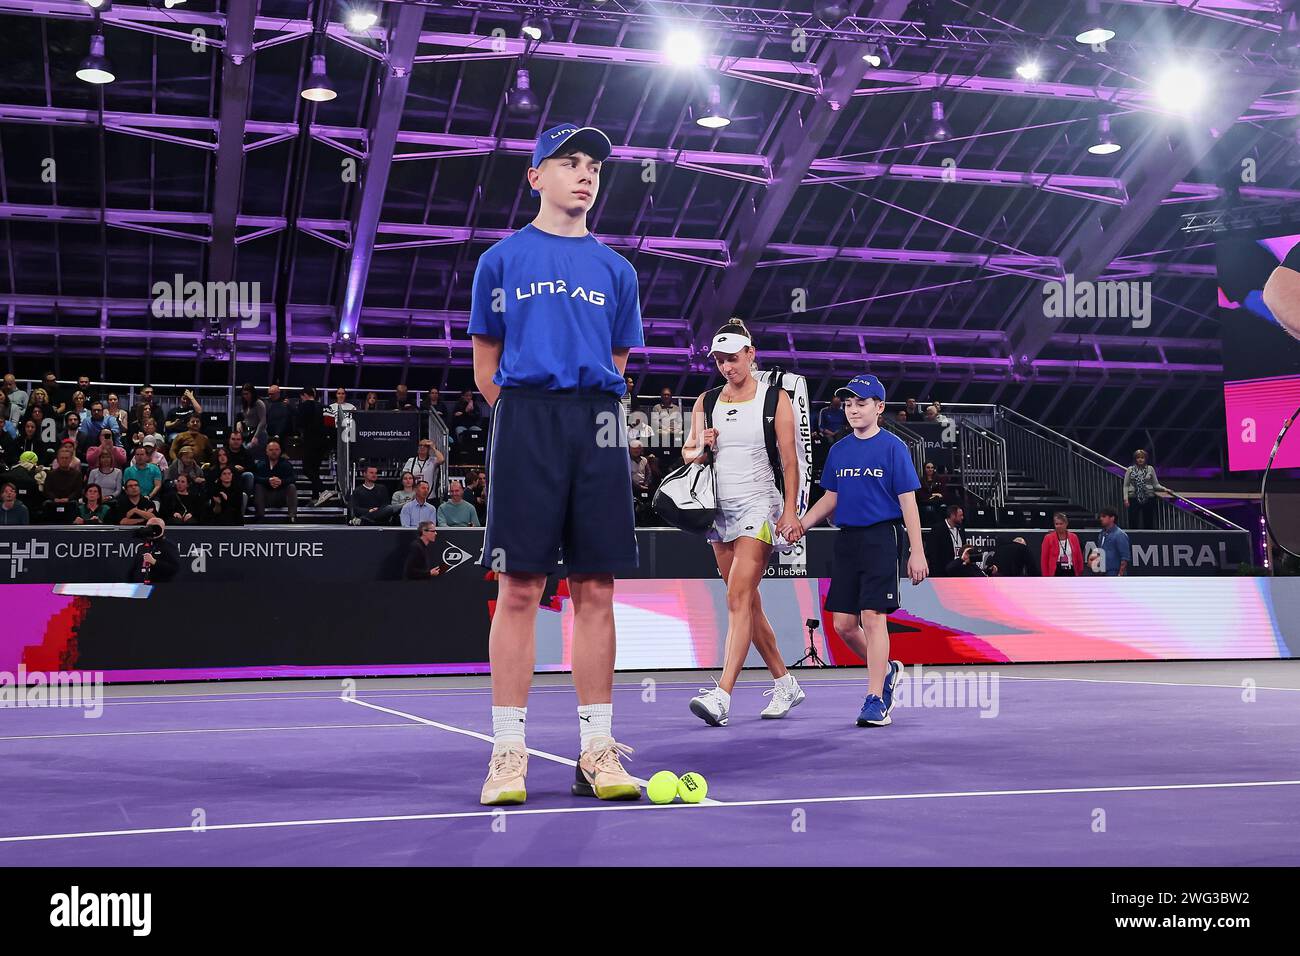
[[578, 703, 613, 752], [492, 706, 526, 751]]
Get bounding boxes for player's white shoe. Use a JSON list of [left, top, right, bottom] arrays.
[[480, 745, 528, 806], [689, 687, 729, 727], [760, 677, 806, 718]]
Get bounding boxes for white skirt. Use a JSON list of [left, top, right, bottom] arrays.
[[707, 490, 784, 545]]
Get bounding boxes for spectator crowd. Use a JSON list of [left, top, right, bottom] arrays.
[[0, 373, 490, 529], [0, 373, 1165, 579]]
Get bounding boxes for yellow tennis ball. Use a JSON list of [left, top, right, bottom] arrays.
[[677, 771, 708, 803], [647, 771, 679, 804]]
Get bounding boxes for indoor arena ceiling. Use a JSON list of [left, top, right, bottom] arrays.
[[0, 0, 1298, 468]]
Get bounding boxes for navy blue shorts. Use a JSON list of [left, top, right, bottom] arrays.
[[824, 522, 903, 615], [481, 387, 639, 576]]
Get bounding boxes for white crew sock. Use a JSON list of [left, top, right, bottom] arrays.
[[776, 673, 797, 689], [492, 705, 527, 751], [577, 703, 613, 752]]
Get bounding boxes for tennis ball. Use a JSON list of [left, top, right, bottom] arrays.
[[677, 771, 708, 803], [647, 771, 679, 805]]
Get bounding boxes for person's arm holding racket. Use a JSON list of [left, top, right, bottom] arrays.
[[1263, 243, 1300, 342]]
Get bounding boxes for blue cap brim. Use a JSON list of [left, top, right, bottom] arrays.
[[836, 387, 885, 401], [549, 128, 612, 163]]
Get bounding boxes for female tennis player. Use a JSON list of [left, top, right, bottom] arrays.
[[682, 318, 806, 726]]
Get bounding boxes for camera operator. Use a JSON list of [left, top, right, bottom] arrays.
[[128, 516, 181, 584]]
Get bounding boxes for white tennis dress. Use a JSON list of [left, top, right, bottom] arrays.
[[706, 379, 784, 545]]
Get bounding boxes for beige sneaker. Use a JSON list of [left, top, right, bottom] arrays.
[[480, 746, 528, 806], [573, 737, 642, 801]]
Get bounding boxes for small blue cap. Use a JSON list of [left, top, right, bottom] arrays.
[[529, 124, 612, 197], [835, 374, 886, 401]]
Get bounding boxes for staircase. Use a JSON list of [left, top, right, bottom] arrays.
[[885, 406, 1241, 532], [990, 407, 1241, 532], [1002, 468, 1091, 526], [256, 458, 349, 524]]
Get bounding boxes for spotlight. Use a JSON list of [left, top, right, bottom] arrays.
[[814, 1, 848, 22], [521, 14, 552, 42], [862, 43, 892, 68], [695, 83, 731, 130], [76, 33, 115, 85], [84, 0, 111, 10], [664, 28, 706, 67], [333, 334, 364, 363], [1075, 0, 1114, 45], [197, 330, 232, 360], [1015, 58, 1042, 82], [346, 8, 379, 33], [1154, 64, 1206, 113], [300, 54, 336, 102], [1088, 114, 1121, 155], [923, 99, 952, 142], [508, 68, 538, 116]]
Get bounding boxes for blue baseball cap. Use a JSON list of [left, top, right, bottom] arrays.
[[835, 374, 886, 401], [529, 124, 612, 197]]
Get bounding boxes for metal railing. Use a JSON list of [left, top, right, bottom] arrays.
[[427, 407, 451, 501], [16, 380, 236, 427], [333, 408, 452, 509], [15, 381, 497, 431], [334, 409, 356, 507], [880, 416, 927, 480], [993, 407, 1244, 532], [958, 420, 1007, 508]]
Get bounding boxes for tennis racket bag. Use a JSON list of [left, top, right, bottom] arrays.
[[753, 366, 813, 515]]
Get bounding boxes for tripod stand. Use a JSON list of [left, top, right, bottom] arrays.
[[790, 617, 829, 668]]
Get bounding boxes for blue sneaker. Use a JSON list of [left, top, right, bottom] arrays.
[[856, 694, 891, 727], [882, 659, 904, 716]]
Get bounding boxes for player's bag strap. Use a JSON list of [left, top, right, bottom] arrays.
[[760, 375, 783, 496]]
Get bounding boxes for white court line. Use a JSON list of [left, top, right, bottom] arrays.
[[88, 681, 799, 707], [342, 696, 721, 805], [0, 723, 419, 742], [43, 672, 1300, 710], [2, 777, 1297, 845], [997, 675, 1300, 693]]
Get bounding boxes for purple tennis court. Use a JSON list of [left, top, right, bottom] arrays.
[[2, 662, 1297, 867]]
